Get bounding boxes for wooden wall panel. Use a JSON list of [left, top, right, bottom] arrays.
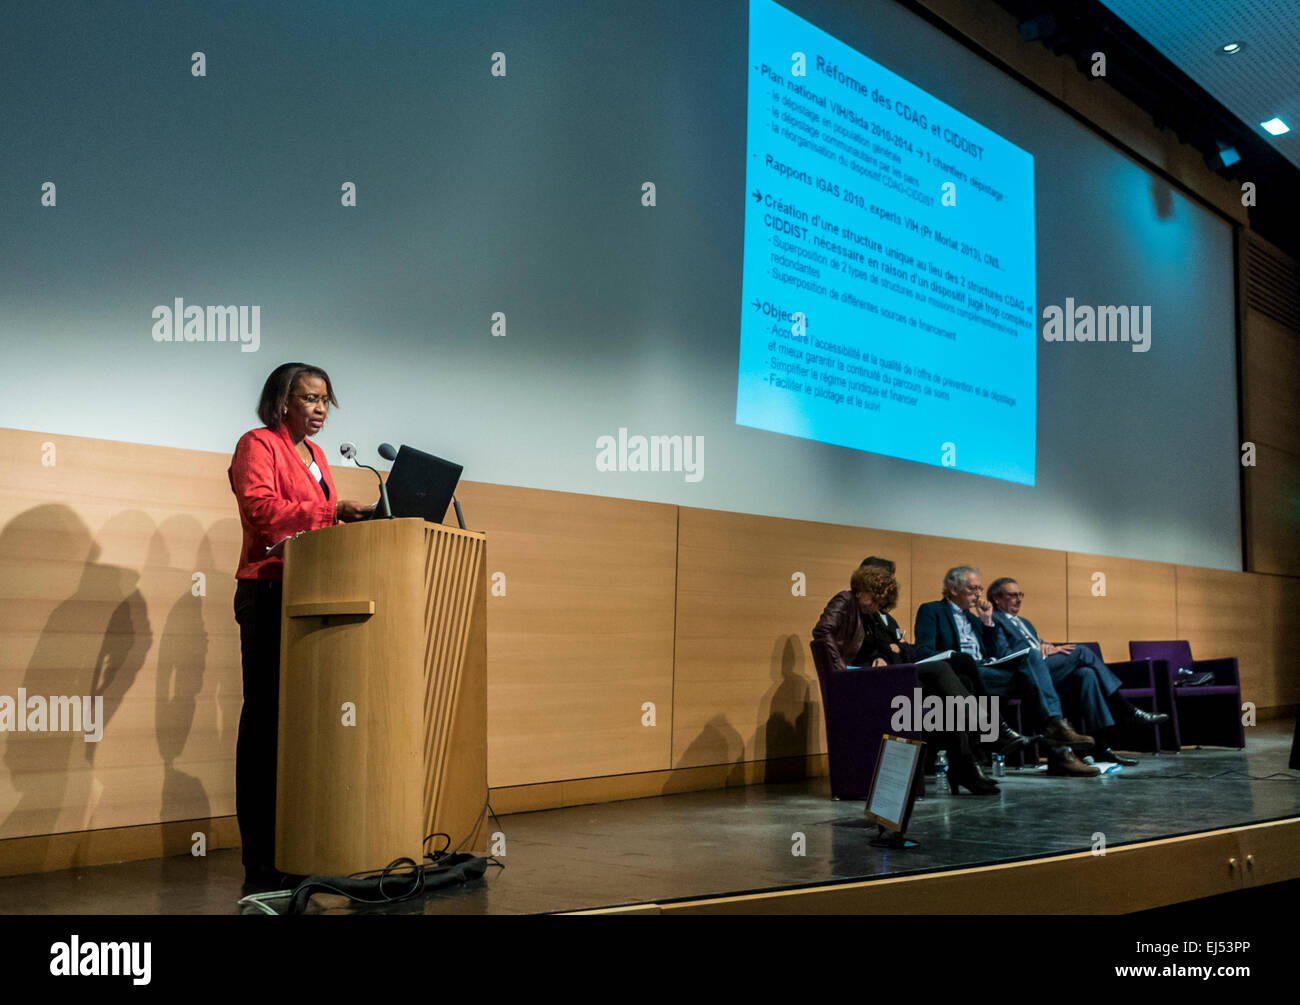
[[909, 535, 1068, 643], [0, 427, 389, 842], [1066, 552, 1177, 662], [1243, 442, 1300, 577], [0, 429, 239, 840], [1241, 308, 1300, 450], [1175, 567, 1299, 711], [672, 507, 911, 769], [450, 482, 677, 788], [1240, 266, 1300, 575]]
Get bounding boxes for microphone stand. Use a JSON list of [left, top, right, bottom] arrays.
[[341, 443, 391, 518], [350, 457, 391, 518], [364, 463, 393, 519]]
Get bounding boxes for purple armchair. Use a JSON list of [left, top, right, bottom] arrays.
[[1128, 641, 1245, 749], [1076, 642, 1174, 751], [809, 639, 922, 798]]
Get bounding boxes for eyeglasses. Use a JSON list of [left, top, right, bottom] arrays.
[[1003, 591, 1025, 600], [294, 394, 330, 407]]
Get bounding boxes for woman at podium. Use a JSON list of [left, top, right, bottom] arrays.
[[227, 362, 374, 887]]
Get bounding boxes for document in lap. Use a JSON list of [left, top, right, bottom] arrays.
[[849, 650, 953, 669], [980, 646, 1034, 667]]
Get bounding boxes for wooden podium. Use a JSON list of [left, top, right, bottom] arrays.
[[274, 518, 487, 876]]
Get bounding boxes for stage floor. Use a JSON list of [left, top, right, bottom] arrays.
[[2, 722, 1297, 915]]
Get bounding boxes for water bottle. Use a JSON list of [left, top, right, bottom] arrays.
[[934, 750, 949, 793], [993, 753, 1006, 778]]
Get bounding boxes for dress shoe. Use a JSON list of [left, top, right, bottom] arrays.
[[972, 761, 1000, 786], [1130, 707, 1169, 726], [244, 864, 278, 885], [1091, 747, 1138, 766], [241, 865, 284, 892], [948, 755, 1000, 794], [1042, 717, 1094, 749], [1046, 748, 1100, 777], [992, 720, 1039, 757]]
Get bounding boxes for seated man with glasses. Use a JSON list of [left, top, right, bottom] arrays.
[[860, 556, 1035, 761], [986, 577, 1168, 766], [914, 565, 1099, 776]]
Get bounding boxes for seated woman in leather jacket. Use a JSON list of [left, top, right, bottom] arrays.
[[813, 564, 998, 795]]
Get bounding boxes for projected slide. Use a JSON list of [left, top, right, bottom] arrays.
[[738, 0, 1037, 484]]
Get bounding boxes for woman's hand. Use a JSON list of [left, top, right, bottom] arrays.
[[335, 500, 377, 523], [870, 657, 888, 667]]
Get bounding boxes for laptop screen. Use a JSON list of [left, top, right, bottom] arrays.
[[377, 445, 463, 523]]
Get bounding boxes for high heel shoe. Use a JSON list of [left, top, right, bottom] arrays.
[[947, 756, 1000, 795], [973, 761, 1000, 786]]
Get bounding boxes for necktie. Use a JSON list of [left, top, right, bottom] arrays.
[[1013, 616, 1039, 645]]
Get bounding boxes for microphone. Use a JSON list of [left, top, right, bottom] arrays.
[[339, 442, 391, 519], [378, 442, 397, 462]]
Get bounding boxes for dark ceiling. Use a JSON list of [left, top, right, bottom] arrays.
[[955, 0, 1300, 257]]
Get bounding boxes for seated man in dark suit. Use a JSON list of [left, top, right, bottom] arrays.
[[986, 577, 1168, 766], [914, 565, 1099, 776], [859, 556, 1033, 759]]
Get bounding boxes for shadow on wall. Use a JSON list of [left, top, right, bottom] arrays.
[[1, 505, 149, 840], [671, 633, 819, 782], [0, 505, 239, 853], [676, 716, 747, 787], [1150, 176, 1175, 220], [761, 634, 814, 781], [153, 516, 210, 871], [153, 514, 241, 887]]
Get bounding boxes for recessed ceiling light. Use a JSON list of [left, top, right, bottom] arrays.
[[1220, 42, 1242, 54], [1260, 117, 1291, 136]]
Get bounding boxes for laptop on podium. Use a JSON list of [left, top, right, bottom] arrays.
[[371, 445, 463, 524]]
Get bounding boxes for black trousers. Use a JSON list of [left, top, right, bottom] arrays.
[[914, 659, 977, 761], [945, 652, 992, 700], [234, 579, 282, 872]]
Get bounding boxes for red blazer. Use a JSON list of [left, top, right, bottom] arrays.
[[228, 423, 338, 580]]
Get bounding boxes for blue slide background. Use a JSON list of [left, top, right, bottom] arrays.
[[739, 0, 1037, 484]]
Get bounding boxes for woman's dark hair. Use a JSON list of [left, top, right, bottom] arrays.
[[850, 565, 899, 612], [256, 363, 338, 429]]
